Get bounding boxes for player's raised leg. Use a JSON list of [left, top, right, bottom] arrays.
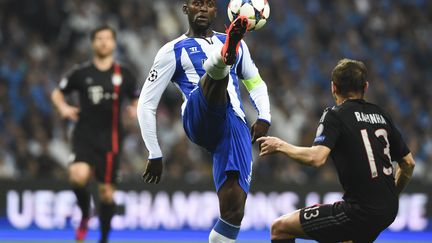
[[97, 183, 116, 243], [69, 162, 92, 242], [209, 171, 246, 243], [200, 17, 248, 243], [201, 16, 248, 106]]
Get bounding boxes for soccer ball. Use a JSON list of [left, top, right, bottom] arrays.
[[227, 0, 270, 31]]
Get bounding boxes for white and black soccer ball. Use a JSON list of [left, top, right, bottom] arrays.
[[227, 0, 270, 31]]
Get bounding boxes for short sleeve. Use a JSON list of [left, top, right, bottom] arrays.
[[388, 120, 410, 161], [313, 108, 340, 149], [59, 66, 80, 94]]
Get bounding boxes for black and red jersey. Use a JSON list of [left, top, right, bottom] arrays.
[[313, 99, 410, 215], [59, 61, 139, 152]]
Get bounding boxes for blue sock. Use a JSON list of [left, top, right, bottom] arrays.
[[213, 218, 240, 240]]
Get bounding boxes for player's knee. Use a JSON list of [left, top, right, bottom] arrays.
[[98, 186, 114, 203], [69, 164, 90, 186], [271, 218, 285, 239], [69, 172, 88, 187]]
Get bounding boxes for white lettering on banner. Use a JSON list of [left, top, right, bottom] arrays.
[[34, 191, 55, 229], [305, 192, 320, 206], [112, 190, 126, 230], [7, 191, 33, 229], [323, 192, 343, 204], [53, 191, 76, 228], [5, 190, 429, 232], [389, 193, 428, 231]]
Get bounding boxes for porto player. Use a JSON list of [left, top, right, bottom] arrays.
[[137, 0, 271, 242]]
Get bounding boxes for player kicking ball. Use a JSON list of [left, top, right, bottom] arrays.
[[137, 1, 271, 242], [258, 59, 415, 243]]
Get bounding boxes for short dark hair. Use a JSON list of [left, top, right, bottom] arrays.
[[331, 58, 367, 97], [90, 25, 116, 41]]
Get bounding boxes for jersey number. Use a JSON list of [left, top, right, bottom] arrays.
[[360, 129, 392, 178], [303, 206, 320, 220]]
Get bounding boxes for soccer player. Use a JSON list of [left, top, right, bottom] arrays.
[[51, 26, 138, 243], [258, 59, 415, 243], [137, 0, 271, 242]]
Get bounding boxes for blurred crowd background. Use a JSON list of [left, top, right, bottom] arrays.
[[0, 0, 431, 187]]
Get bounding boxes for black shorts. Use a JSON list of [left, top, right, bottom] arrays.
[[71, 144, 120, 184], [300, 201, 395, 243]]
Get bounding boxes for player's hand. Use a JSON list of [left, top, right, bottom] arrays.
[[126, 105, 137, 118], [58, 104, 80, 121], [142, 158, 163, 184], [257, 136, 285, 156], [251, 119, 270, 144]]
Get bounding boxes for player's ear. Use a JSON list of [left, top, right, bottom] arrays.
[[182, 4, 189, 14], [331, 81, 337, 95], [364, 81, 369, 93]]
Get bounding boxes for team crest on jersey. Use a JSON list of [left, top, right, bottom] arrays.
[[112, 74, 122, 86]]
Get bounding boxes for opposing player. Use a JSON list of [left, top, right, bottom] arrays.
[[137, 0, 271, 242], [258, 59, 415, 243], [51, 26, 138, 243]]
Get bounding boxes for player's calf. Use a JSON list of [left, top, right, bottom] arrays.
[[209, 172, 246, 243], [97, 183, 116, 243]]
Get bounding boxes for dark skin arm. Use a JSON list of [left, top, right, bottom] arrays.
[[142, 158, 163, 184], [251, 119, 270, 144]]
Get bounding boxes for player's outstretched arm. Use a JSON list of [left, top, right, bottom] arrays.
[[51, 88, 80, 121], [137, 43, 176, 184], [395, 153, 415, 195], [257, 136, 330, 168]]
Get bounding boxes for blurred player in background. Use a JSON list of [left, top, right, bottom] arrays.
[[137, 0, 271, 242], [51, 26, 139, 243], [258, 59, 415, 243]]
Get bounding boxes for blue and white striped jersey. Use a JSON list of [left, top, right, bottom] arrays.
[[138, 32, 270, 159]]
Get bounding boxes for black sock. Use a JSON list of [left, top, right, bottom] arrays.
[[271, 239, 295, 243], [98, 202, 115, 243], [72, 186, 91, 219]]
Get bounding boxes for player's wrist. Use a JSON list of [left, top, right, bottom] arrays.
[[148, 157, 162, 162], [257, 118, 271, 126], [59, 102, 71, 111], [277, 141, 289, 154], [257, 116, 271, 125]]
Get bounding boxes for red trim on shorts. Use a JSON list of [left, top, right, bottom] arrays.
[[105, 152, 113, 183]]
